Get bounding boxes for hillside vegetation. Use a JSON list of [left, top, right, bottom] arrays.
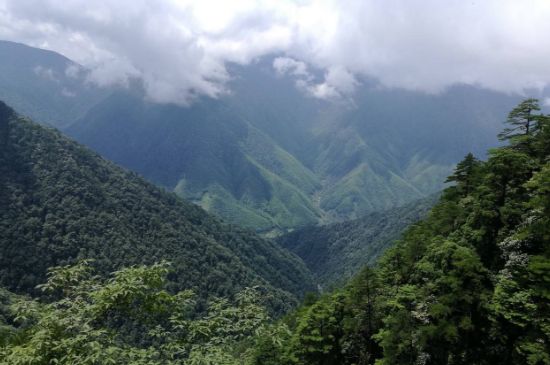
[[0, 262, 284, 364], [0, 101, 314, 312], [279, 195, 437, 286], [0, 41, 523, 234], [67, 91, 324, 234], [1, 99, 548, 364], [252, 99, 550, 364]]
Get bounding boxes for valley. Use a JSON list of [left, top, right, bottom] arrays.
[[1, 4, 549, 360]]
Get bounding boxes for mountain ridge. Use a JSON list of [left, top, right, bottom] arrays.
[[0, 40, 524, 234], [0, 100, 314, 312]]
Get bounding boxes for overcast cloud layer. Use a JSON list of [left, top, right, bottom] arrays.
[[1, 0, 549, 104]]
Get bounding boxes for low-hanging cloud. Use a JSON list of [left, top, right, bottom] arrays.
[[274, 57, 358, 100], [1, 0, 550, 104]]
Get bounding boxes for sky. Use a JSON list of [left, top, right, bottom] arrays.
[[1, 0, 550, 105]]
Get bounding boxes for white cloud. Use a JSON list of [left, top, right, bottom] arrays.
[[1, 0, 550, 104], [33, 65, 57, 81], [273, 58, 357, 101], [297, 79, 339, 100], [273, 57, 309, 78], [64, 64, 81, 79], [324, 66, 357, 96]]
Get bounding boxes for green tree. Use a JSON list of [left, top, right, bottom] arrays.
[[470, 147, 535, 268], [343, 267, 383, 365], [0, 261, 274, 365], [288, 293, 348, 365], [445, 153, 482, 196], [376, 241, 491, 365], [498, 98, 541, 150], [490, 164, 550, 365], [533, 114, 550, 161]]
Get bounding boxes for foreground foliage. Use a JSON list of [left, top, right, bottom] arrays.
[[0, 261, 285, 364], [254, 99, 550, 364]]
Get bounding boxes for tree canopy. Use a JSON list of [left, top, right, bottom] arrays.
[[253, 99, 550, 365], [0, 261, 285, 364], [1, 99, 549, 364]]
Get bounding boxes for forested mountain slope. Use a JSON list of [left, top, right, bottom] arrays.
[[0, 40, 107, 129], [306, 85, 521, 219], [67, 91, 324, 234], [0, 40, 524, 234], [227, 64, 522, 219], [3, 98, 548, 365], [0, 101, 314, 311], [67, 61, 522, 232], [254, 99, 550, 364], [278, 194, 438, 286]]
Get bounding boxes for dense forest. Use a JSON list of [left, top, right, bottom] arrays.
[[1, 99, 548, 364], [0, 262, 284, 364], [252, 99, 550, 364], [2, 0, 550, 362], [279, 195, 437, 287], [0, 100, 313, 312]]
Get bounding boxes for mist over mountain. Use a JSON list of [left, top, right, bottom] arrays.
[[0, 41, 107, 129], [0, 40, 525, 234]]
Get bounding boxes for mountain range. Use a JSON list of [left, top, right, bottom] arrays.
[[0, 100, 313, 312], [0, 40, 523, 235]]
